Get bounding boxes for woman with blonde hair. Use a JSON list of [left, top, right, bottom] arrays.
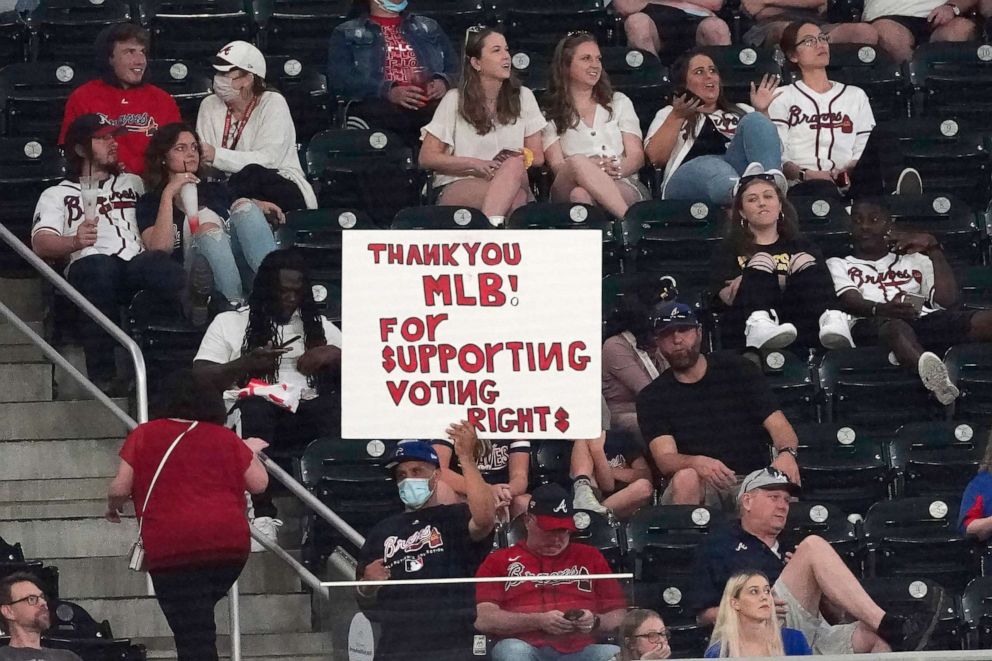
[[706, 571, 811, 657], [618, 608, 672, 660]]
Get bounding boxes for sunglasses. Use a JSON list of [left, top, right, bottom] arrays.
[[740, 466, 788, 493]]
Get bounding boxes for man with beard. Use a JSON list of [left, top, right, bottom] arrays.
[[0, 573, 82, 660], [636, 302, 800, 510], [474, 483, 627, 661], [826, 200, 992, 406]]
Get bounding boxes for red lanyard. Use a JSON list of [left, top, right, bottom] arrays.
[[221, 96, 259, 150]]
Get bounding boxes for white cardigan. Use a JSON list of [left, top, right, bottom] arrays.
[[196, 91, 317, 209]]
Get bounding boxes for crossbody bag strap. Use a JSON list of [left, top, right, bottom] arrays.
[[621, 331, 660, 380], [137, 421, 198, 536]]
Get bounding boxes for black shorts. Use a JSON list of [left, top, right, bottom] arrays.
[[642, 4, 704, 54], [869, 15, 934, 44], [851, 309, 976, 352]]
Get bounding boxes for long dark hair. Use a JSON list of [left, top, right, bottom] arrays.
[[459, 28, 522, 135], [143, 122, 201, 192], [670, 48, 744, 139], [545, 32, 614, 137], [727, 177, 801, 259], [154, 369, 227, 425], [243, 249, 326, 386]]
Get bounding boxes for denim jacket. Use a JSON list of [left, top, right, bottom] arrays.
[[328, 13, 460, 100]]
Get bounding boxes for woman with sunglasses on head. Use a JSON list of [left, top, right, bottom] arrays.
[[619, 609, 672, 660], [419, 27, 546, 227], [542, 32, 648, 219], [137, 123, 279, 308], [768, 23, 876, 200], [710, 165, 850, 351], [644, 47, 782, 204], [706, 571, 812, 657], [196, 41, 317, 212]]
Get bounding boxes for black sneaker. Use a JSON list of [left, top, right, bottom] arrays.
[[184, 253, 214, 328], [890, 584, 945, 652]]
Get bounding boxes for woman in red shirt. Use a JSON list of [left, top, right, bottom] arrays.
[[105, 370, 269, 661]]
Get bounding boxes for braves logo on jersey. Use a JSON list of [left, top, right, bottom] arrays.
[[846, 265, 924, 294], [784, 106, 854, 134], [505, 561, 594, 592], [98, 112, 160, 137], [383, 524, 444, 573], [61, 187, 139, 226]]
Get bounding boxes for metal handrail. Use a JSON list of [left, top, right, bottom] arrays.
[[0, 223, 148, 423]]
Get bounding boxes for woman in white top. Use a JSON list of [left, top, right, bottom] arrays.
[[644, 47, 782, 205], [196, 40, 317, 211], [542, 33, 647, 219], [419, 28, 546, 226], [770, 22, 877, 200]]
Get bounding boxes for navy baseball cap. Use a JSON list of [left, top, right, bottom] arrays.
[[64, 113, 125, 152], [528, 484, 577, 532], [649, 301, 699, 336], [386, 440, 440, 470]]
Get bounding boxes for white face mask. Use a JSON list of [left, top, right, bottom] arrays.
[[212, 74, 241, 102]]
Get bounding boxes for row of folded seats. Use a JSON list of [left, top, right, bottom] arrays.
[[0, 536, 145, 660], [296, 433, 992, 656]]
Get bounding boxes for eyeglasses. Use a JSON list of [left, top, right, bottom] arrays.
[[633, 630, 669, 644], [6, 594, 46, 607], [796, 33, 830, 48]]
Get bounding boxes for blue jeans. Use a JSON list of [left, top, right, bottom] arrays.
[[192, 202, 276, 304], [491, 639, 620, 661], [664, 112, 782, 205]]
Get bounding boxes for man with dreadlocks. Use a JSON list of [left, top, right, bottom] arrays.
[[193, 249, 342, 543]]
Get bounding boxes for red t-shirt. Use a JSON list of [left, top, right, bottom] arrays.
[[59, 79, 181, 175], [371, 15, 421, 84], [120, 418, 253, 571], [475, 541, 627, 654]]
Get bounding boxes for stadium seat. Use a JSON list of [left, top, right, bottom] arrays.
[[127, 289, 205, 399], [144, 58, 212, 125], [0, 12, 27, 67], [792, 421, 891, 514], [264, 55, 330, 143], [509, 50, 549, 96], [911, 41, 992, 121], [788, 195, 852, 260], [305, 128, 421, 226], [961, 266, 992, 311], [946, 343, 992, 423], [626, 504, 726, 579], [392, 205, 491, 230], [507, 202, 623, 275], [529, 439, 572, 490], [818, 43, 909, 121], [415, 0, 491, 43], [698, 46, 781, 107], [140, 0, 254, 59], [753, 349, 818, 424], [0, 136, 65, 272], [781, 500, 864, 574], [506, 510, 624, 571], [299, 436, 402, 562], [0, 61, 94, 140], [504, 0, 613, 53], [600, 46, 670, 135], [862, 577, 966, 651], [622, 198, 725, 273], [888, 420, 985, 499], [28, 0, 131, 61], [819, 347, 941, 432], [254, 0, 349, 67], [864, 496, 980, 592], [962, 576, 992, 649], [631, 573, 712, 658], [865, 118, 992, 211], [0, 536, 60, 601]]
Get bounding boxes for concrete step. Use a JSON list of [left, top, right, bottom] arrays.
[[1, 516, 138, 559], [1, 344, 48, 363], [0, 362, 52, 402], [75, 593, 313, 639], [55, 552, 304, 599], [0, 399, 130, 440], [0, 319, 43, 345], [0, 439, 120, 481], [139, 631, 333, 660], [0, 277, 45, 322]]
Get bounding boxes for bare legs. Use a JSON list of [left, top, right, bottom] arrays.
[[550, 156, 643, 218]]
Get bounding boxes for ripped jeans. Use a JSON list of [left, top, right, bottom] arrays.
[[192, 200, 276, 304]]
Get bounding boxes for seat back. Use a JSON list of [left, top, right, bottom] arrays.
[[889, 421, 985, 499], [508, 202, 622, 274], [623, 198, 725, 272], [504, 0, 611, 52], [392, 205, 491, 230], [0, 13, 26, 67], [781, 500, 863, 572], [529, 439, 572, 490], [415, 0, 490, 41], [626, 504, 726, 578], [0, 61, 94, 139], [29, 0, 131, 61], [697, 46, 781, 106], [757, 349, 818, 424], [509, 50, 549, 95], [142, 0, 254, 58], [264, 55, 330, 143], [912, 42, 992, 121], [505, 510, 624, 570], [255, 0, 350, 66], [862, 576, 965, 650], [601, 47, 670, 134], [857, 192, 980, 265], [144, 59, 213, 124], [946, 343, 992, 422], [962, 576, 992, 648], [820, 43, 909, 121], [789, 195, 852, 259]]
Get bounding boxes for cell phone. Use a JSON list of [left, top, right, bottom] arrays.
[[834, 170, 851, 188], [494, 149, 522, 163], [563, 609, 584, 621], [277, 334, 302, 350], [901, 293, 926, 313], [673, 87, 702, 105]]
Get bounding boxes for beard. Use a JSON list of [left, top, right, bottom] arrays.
[[664, 345, 700, 371]]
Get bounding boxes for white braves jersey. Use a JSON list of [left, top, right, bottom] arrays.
[[32, 174, 145, 269], [863, 0, 943, 21], [769, 81, 875, 174], [827, 252, 939, 317]]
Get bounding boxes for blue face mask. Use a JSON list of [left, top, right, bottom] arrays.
[[397, 477, 433, 510], [376, 0, 408, 13]]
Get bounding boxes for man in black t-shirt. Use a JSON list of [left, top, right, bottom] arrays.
[[357, 425, 496, 661], [636, 301, 801, 510], [692, 467, 942, 654]]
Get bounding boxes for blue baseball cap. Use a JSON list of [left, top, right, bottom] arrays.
[[386, 440, 440, 470], [649, 301, 699, 336]]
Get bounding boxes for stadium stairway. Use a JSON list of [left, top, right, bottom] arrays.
[[0, 276, 339, 660]]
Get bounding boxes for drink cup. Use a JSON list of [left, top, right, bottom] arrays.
[[78, 176, 99, 222], [180, 182, 200, 234]]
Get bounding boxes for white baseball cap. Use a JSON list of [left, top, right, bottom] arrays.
[[213, 40, 266, 78]]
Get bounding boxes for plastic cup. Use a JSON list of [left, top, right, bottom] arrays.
[[78, 175, 99, 222], [180, 182, 199, 234]]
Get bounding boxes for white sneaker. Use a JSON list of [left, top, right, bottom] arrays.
[[819, 310, 855, 349], [918, 351, 959, 406], [745, 310, 797, 350], [251, 516, 283, 552], [572, 479, 608, 515]]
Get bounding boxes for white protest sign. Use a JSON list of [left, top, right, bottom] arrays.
[[342, 230, 602, 439]]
